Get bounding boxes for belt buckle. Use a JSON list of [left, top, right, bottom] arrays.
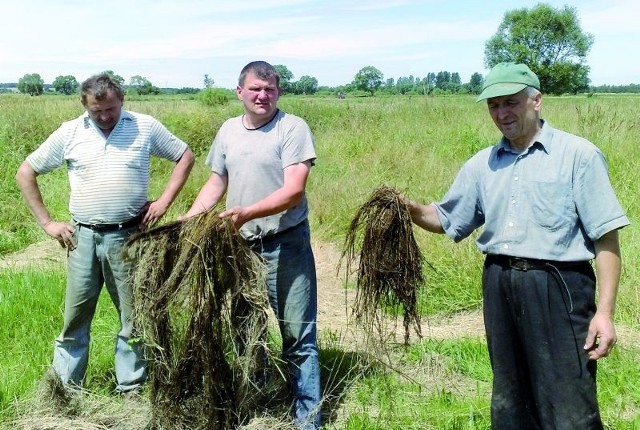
[[510, 257, 529, 271]]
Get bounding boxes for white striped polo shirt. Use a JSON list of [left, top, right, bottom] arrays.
[[27, 110, 189, 224]]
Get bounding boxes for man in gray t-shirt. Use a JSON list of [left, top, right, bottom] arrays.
[[183, 61, 320, 430], [205, 108, 316, 241]]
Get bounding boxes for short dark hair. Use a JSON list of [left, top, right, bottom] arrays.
[[81, 73, 124, 105], [238, 61, 280, 87]]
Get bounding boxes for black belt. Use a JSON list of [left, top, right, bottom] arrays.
[[487, 254, 589, 272], [76, 214, 143, 233]]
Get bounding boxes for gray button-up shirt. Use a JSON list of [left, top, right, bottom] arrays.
[[434, 120, 629, 261]]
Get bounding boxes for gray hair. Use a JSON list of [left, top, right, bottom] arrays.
[[525, 86, 541, 99]]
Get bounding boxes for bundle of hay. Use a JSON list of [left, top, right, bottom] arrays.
[[341, 185, 425, 345], [9, 370, 149, 429], [125, 209, 278, 429]]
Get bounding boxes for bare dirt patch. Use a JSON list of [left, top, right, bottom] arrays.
[[313, 239, 485, 343], [0, 240, 66, 270]]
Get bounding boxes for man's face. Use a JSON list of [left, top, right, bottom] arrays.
[[236, 72, 280, 120], [83, 89, 123, 131], [486, 90, 541, 146]]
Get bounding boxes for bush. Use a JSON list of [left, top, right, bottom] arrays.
[[196, 88, 231, 106]]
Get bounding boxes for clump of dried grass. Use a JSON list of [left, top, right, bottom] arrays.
[[125, 209, 281, 429], [341, 185, 426, 345], [9, 370, 149, 430]]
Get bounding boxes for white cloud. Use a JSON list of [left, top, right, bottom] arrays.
[[1, 0, 637, 87]]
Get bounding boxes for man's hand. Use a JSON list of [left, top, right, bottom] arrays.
[[44, 221, 76, 249], [584, 310, 617, 360], [219, 206, 249, 229], [399, 195, 445, 234], [142, 200, 169, 229]]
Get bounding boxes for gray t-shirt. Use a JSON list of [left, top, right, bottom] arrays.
[[206, 110, 316, 240]]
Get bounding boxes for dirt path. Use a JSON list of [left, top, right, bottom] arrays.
[[3, 239, 638, 348], [0, 238, 484, 343], [312, 240, 486, 343]]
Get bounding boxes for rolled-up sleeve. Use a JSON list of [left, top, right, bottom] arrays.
[[573, 148, 630, 240], [435, 162, 485, 242]]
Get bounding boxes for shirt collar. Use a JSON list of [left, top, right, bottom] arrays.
[[496, 119, 552, 156], [82, 109, 132, 128]]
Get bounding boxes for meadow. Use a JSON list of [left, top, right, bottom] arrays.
[[0, 92, 639, 429]]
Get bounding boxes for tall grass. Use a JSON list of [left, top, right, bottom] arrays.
[[1, 93, 639, 428]]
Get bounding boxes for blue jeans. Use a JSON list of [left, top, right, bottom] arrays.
[[52, 223, 146, 393], [249, 220, 321, 430]]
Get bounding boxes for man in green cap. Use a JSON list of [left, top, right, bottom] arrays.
[[404, 62, 628, 429]]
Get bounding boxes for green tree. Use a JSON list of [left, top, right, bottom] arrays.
[[425, 72, 436, 94], [435, 71, 451, 90], [385, 78, 395, 89], [468, 72, 484, 94], [274, 64, 294, 94], [17, 73, 44, 96], [450, 72, 462, 93], [203, 74, 214, 88], [196, 88, 230, 106], [353, 66, 383, 96], [418, 77, 430, 95], [52, 75, 79, 95], [129, 75, 160, 95], [129, 75, 151, 87], [295, 75, 318, 95], [102, 70, 125, 86], [484, 3, 593, 94], [176, 87, 200, 94]]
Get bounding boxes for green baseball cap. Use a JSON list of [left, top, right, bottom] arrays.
[[477, 62, 540, 102]]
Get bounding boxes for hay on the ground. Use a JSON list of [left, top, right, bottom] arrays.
[[9, 369, 149, 430], [341, 185, 426, 345], [125, 209, 282, 429]]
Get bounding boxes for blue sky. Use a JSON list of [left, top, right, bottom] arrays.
[[1, 0, 637, 89]]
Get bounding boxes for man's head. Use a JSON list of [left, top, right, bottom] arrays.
[[477, 62, 540, 102], [81, 73, 124, 131], [238, 61, 280, 88], [237, 61, 281, 125], [480, 65, 543, 149]]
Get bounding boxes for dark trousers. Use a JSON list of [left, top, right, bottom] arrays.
[[482, 257, 603, 430]]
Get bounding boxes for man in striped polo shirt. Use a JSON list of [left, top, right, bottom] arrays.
[[15, 73, 195, 396]]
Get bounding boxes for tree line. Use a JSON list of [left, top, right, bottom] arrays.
[[4, 67, 638, 98], [2, 70, 167, 97], [3, 4, 637, 98]]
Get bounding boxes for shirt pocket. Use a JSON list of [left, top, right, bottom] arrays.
[[529, 181, 571, 231]]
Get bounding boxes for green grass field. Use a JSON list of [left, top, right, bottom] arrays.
[[1, 93, 639, 428]]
